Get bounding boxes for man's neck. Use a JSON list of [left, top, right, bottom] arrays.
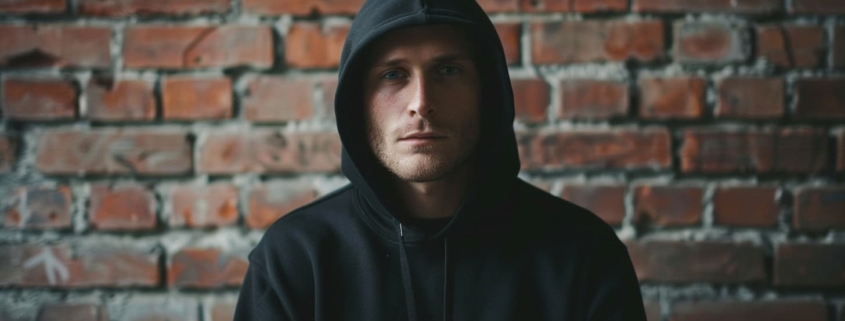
[[392, 164, 474, 219]]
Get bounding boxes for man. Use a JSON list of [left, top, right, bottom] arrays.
[[234, 0, 647, 319]]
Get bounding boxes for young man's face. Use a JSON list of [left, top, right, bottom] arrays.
[[363, 24, 481, 183]]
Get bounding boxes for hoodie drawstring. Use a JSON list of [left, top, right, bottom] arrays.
[[398, 223, 452, 321]]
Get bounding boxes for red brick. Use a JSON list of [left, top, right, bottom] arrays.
[[518, 129, 671, 170], [680, 128, 828, 173], [638, 76, 706, 119], [644, 301, 661, 321], [790, 0, 845, 14], [35, 129, 192, 176], [521, 0, 627, 12], [757, 25, 826, 68], [2, 78, 77, 120], [77, 0, 230, 16], [834, 26, 845, 68], [246, 180, 317, 228], [168, 248, 248, 288], [285, 23, 348, 69], [0, 0, 66, 14], [162, 76, 232, 120], [670, 300, 828, 321], [715, 77, 784, 118], [242, 75, 314, 122], [88, 184, 156, 231], [531, 20, 664, 64], [559, 79, 628, 119], [775, 243, 845, 287], [511, 79, 549, 123], [0, 25, 111, 68], [37, 303, 107, 321], [168, 183, 238, 228], [320, 77, 337, 119], [626, 241, 766, 283], [477, 0, 519, 13], [243, 0, 363, 15], [713, 186, 779, 227], [124, 25, 273, 69], [634, 185, 702, 226], [4, 185, 72, 230], [494, 23, 521, 65], [0, 135, 16, 173], [793, 186, 845, 232], [634, 0, 781, 13], [209, 302, 236, 321], [85, 78, 156, 122], [560, 184, 626, 226], [793, 78, 845, 119], [674, 21, 746, 64], [198, 130, 342, 174], [0, 244, 159, 287]]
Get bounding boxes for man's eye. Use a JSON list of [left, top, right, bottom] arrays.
[[382, 70, 405, 79], [438, 66, 461, 76]]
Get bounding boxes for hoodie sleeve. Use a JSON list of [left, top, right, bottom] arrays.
[[582, 237, 648, 321], [233, 263, 292, 321]]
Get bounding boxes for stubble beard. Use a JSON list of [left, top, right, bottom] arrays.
[[367, 121, 479, 183]]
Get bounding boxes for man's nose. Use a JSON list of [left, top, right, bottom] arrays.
[[407, 74, 434, 117]]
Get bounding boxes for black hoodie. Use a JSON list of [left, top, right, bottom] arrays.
[[233, 0, 647, 320]]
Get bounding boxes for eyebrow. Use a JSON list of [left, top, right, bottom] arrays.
[[371, 53, 472, 68]]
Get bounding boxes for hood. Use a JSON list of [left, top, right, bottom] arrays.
[[335, 0, 520, 242]]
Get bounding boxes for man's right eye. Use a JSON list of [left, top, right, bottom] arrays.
[[382, 70, 404, 79]]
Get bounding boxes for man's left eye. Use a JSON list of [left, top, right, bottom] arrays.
[[438, 66, 461, 76]]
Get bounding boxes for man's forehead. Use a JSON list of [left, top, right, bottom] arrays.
[[366, 24, 475, 64]]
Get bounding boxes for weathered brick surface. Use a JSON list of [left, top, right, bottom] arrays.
[[521, 0, 627, 12], [88, 184, 157, 231], [168, 183, 238, 228], [626, 241, 766, 283], [0, 244, 160, 287], [638, 76, 706, 119], [531, 20, 664, 64], [644, 301, 661, 321], [560, 184, 626, 225], [85, 78, 156, 122], [106, 296, 199, 321], [0, 0, 66, 14], [0, 135, 17, 173], [680, 128, 829, 173], [37, 303, 107, 321], [792, 186, 845, 232], [162, 75, 232, 120], [793, 78, 845, 119], [242, 75, 314, 122], [633, 0, 781, 13], [168, 248, 248, 288], [477, 0, 519, 13], [4, 185, 72, 230], [246, 180, 317, 228], [790, 0, 845, 14], [713, 186, 779, 227], [559, 79, 628, 119], [673, 21, 747, 64], [243, 0, 364, 15], [511, 79, 550, 123], [670, 300, 828, 321], [35, 129, 192, 176], [494, 23, 521, 65], [77, 0, 230, 16], [834, 26, 845, 68], [775, 243, 845, 287], [715, 77, 784, 118], [285, 23, 348, 69], [198, 131, 342, 174], [518, 129, 671, 170], [124, 25, 273, 69], [757, 25, 826, 68], [634, 185, 703, 226], [2, 77, 77, 121], [0, 25, 111, 68]]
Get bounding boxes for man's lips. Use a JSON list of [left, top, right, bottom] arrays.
[[399, 132, 447, 141]]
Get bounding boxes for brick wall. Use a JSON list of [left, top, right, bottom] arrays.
[[0, 0, 844, 320]]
